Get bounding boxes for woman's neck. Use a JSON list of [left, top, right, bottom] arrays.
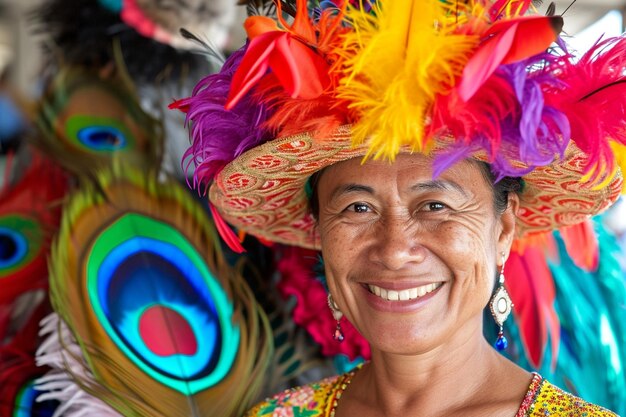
[[343, 319, 530, 416]]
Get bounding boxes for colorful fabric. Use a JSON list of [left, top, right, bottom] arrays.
[[245, 370, 619, 417]]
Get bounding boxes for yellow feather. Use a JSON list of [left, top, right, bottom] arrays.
[[610, 141, 626, 194], [335, 0, 480, 161]]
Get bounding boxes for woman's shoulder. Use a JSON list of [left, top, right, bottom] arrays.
[[520, 374, 619, 417], [244, 373, 345, 417]]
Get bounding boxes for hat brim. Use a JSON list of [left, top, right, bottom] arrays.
[[210, 126, 623, 249]]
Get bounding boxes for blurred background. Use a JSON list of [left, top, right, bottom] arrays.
[[0, 0, 624, 97]]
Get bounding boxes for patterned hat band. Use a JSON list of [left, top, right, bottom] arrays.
[[209, 127, 622, 249]]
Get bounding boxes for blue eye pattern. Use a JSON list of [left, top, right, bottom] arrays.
[[46, 166, 272, 417], [34, 67, 163, 176], [0, 153, 67, 305]]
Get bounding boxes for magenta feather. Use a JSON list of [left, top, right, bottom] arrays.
[[545, 36, 626, 183], [177, 47, 272, 193]]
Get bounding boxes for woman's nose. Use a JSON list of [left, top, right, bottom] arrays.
[[368, 216, 426, 270]]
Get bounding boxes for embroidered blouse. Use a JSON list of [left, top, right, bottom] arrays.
[[245, 370, 618, 417]]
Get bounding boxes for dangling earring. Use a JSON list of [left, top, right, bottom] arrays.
[[328, 293, 344, 342], [490, 252, 513, 351]]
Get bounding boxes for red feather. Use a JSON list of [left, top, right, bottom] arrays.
[[432, 73, 518, 156], [0, 151, 67, 304], [558, 220, 599, 272], [225, 0, 334, 110], [506, 244, 560, 369], [459, 15, 563, 101], [209, 203, 246, 254]]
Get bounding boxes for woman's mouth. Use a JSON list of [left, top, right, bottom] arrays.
[[367, 282, 444, 301]]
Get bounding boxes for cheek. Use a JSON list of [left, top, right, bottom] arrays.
[[435, 222, 497, 287]]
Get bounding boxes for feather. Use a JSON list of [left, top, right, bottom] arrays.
[[432, 55, 570, 180], [0, 150, 67, 305], [234, 244, 329, 395], [546, 221, 626, 414], [225, 0, 336, 110], [459, 15, 563, 101], [34, 66, 163, 176], [489, 0, 534, 20], [506, 245, 560, 369], [44, 165, 272, 417], [335, 0, 479, 160], [210, 203, 246, 254], [558, 220, 599, 272], [0, 299, 58, 416], [36, 313, 121, 417], [544, 36, 626, 185], [611, 141, 626, 194], [248, 5, 350, 139], [171, 47, 271, 192]]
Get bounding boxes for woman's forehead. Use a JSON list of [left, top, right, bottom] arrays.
[[321, 154, 485, 184]]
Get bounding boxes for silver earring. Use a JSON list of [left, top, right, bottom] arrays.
[[327, 293, 344, 342], [490, 252, 513, 351]]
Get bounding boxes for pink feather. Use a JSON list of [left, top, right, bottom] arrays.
[[545, 36, 626, 183]]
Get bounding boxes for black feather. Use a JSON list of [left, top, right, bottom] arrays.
[[179, 28, 225, 66], [561, 0, 578, 16]]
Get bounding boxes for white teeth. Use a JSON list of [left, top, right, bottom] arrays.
[[368, 282, 441, 301]]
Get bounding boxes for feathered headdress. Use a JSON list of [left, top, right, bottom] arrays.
[[172, 0, 626, 250]]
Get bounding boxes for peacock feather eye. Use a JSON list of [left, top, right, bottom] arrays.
[[66, 115, 134, 152], [86, 213, 239, 393], [12, 380, 59, 417], [0, 216, 41, 278], [34, 68, 163, 175], [47, 165, 271, 416], [0, 152, 67, 304]]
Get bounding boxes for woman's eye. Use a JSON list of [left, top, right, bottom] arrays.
[[346, 203, 371, 213], [425, 202, 446, 211]]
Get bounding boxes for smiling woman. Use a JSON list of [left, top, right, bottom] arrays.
[[173, 0, 626, 415]]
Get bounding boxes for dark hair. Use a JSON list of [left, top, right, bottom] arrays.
[[307, 161, 523, 218], [476, 161, 523, 214]]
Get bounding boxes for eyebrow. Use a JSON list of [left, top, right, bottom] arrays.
[[328, 184, 375, 201], [411, 179, 468, 197], [328, 179, 467, 201]]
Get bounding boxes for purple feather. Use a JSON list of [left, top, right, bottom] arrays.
[[484, 57, 570, 178], [179, 46, 272, 194]]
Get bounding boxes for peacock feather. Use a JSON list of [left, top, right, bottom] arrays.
[[33, 67, 163, 176], [42, 163, 272, 417], [0, 298, 59, 417], [0, 150, 67, 307]]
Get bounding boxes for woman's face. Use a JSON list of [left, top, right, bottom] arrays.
[[316, 154, 518, 354]]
